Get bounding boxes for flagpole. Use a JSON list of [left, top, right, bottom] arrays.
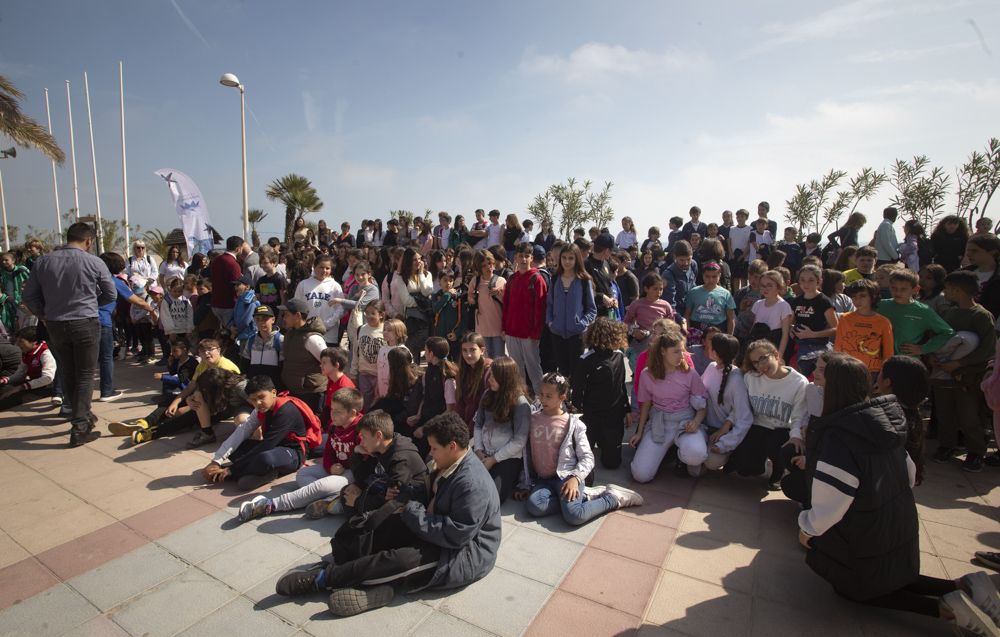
[[119, 61, 129, 250], [44, 89, 62, 236], [83, 71, 104, 253], [65, 80, 80, 220], [0, 170, 8, 252]]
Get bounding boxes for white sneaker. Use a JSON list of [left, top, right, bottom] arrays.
[[605, 484, 644, 509], [51, 396, 63, 408], [943, 590, 1000, 636], [959, 571, 1000, 629], [582, 486, 608, 501], [97, 390, 125, 403]]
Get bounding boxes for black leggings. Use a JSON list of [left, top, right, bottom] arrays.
[[489, 458, 523, 504], [727, 424, 789, 483], [843, 575, 956, 617], [551, 333, 584, 378], [584, 412, 624, 471], [779, 443, 809, 506]]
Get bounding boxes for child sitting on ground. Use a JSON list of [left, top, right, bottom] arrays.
[[238, 387, 363, 521], [154, 338, 198, 401], [515, 372, 643, 525], [0, 327, 57, 410], [407, 336, 457, 456]]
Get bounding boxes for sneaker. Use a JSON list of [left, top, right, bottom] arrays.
[[934, 446, 956, 464], [306, 496, 344, 519], [605, 484, 644, 509], [131, 428, 152, 445], [238, 495, 271, 523], [236, 469, 278, 492], [942, 590, 1000, 636], [109, 419, 147, 437], [186, 429, 217, 448], [50, 396, 63, 408], [964, 454, 985, 474], [275, 563, 326, 596], [976, 552, 1000, 573], [69, 430, 101, 448], [582, 486, 608, 501], [328, 585, 395, 617], [958, 571, 1000, 628], [97, 390, 125, 403]]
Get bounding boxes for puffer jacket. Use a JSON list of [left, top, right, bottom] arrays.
[[801, 395, 919, 602]]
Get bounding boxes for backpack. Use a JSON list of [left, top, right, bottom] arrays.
[[257, 393, 323, 456]]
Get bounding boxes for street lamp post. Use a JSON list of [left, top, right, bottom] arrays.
[[219, 73, 248, 243]]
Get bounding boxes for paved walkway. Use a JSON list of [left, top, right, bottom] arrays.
[[0, 359, 998, 636]]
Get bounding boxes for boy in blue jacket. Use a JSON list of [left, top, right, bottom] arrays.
[[231, 273, 260, 347]]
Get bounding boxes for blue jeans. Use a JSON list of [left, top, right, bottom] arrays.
[[99, 325, 114, 397], [484, 335, 505, 359], [229, 442, 302, 479], [526, 477, 615, 526]]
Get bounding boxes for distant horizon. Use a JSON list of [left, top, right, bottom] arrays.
[[2, 1, 997, 245]]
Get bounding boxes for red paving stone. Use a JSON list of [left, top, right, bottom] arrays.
[[35, 521, 147, 581], [0, 557, 59, 610], [559, 548, 662, 618], [524, 589, 641, 637], [590, 514, 677, 566], [122, 493, 218, 540], [615, 488, 687, 529]]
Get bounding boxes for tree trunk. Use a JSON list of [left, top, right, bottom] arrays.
[[284, 205, 295, 247], [251, 229, 260, 249]]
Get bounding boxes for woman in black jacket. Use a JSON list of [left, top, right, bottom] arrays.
[[930, 215, 969, 273], [799, 355, 1000, 634]]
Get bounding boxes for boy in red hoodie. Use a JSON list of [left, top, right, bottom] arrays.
[[238, 387, 363, 522], [501, 242, 548, 397]]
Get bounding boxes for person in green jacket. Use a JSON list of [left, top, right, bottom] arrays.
[[877, 269, 953, 356], [0, 252, 30, 337]]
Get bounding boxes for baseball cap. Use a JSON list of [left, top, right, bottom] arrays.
[[232, 273, 254, 286], [278, 298, 311, 315], [148, 284, 164, 295], [594, 233, 615, 251], [532, 245, 546, 262], [253, 305, 275, 318]]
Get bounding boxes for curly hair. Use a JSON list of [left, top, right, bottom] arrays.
[[584, 316, 628, 352]]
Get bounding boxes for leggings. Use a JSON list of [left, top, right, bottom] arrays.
[[488, 458, 523, 504], [550, 333, 583, 378], [779, 442, 810, 506], [841, 575, 956, 617], [584, 412, 624, 470], [727, 424, 789, 483], [273, 464, 353, 512]]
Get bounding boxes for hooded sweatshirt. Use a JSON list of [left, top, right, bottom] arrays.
[[232, 288, 260, 342], [294, 276, 344, 343]]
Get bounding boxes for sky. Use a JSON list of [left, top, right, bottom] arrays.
[[1, 0, 998, 245]]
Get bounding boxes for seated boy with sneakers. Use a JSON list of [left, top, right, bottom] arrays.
[[154, 338, 198, 401], [0, 327, 57, 410], [239, 387, 364, 522], [202, 375, 320, 491]]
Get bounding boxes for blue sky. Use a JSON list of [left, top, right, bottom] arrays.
[[1, 0, 998, 243]]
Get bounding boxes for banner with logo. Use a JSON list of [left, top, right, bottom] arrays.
[[154, 168, 215, 257]]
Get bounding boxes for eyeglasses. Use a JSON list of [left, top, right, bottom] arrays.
[[199, 346, 220, 354], [750, 353, 773, 367]]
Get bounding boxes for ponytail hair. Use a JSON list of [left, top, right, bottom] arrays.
[[709, 333, 741, 405]]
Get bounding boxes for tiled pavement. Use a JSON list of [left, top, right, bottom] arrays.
[[0, 359, 998, 636]]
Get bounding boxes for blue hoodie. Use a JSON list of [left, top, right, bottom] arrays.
[[232, 288, 260, 343], [546, 277, 598, 338]]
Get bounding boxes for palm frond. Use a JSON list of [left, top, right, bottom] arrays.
[[0, 75, 65, 163]]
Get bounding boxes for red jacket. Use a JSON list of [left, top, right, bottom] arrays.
[[323, 413, 361, 473], [501, 268, 547, 339], [210, 253, 242, 309]]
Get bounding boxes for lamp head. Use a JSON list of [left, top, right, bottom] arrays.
[[0, 148, 15, 159], [219, 73, 242, 89]]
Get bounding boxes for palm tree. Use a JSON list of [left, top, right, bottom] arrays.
[[247, 208, 267, 248], [0, 76, 65, 163], [143, 228, 170, 260], [264, 174, 323, 246]]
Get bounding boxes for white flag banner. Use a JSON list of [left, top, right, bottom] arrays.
[[154, 168, 215, 257]]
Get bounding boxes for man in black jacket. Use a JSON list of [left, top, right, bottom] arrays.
[[586, 233, 617, 317]]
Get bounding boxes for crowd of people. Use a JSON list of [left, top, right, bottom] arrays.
[[5, 203, 1000, 632]]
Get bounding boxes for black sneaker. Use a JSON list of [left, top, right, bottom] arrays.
[[975, 551, 1000, 572], [327, 585, 395, 617], [275, 563, 326, 596], [962, 454, 984, 473], [186, 429, 217, 448], [933, 446, 955, 464], [69, 430, 101, 448]]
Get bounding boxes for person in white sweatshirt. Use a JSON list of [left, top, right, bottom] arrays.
[[160, 278, 195, 342], [699, 332, 754, 472], [293, 256, 344, 347], [727, 338, 808, 489]]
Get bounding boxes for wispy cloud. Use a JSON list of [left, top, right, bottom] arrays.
[[845, 41, 977, 63], [519, 42, 707, 83], [169, 0, 210, 48], [302, 91, 320, 132]]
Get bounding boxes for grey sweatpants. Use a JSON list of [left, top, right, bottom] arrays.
[[506, 336, 543, 396], [272, 463, 353, 512]]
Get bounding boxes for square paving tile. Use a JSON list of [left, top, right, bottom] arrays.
[[438, 567, 553, 637], [752, 550, 854, 614], [304, 593, 432, 636], [410, 610, 497, 637], [61, 615, 132, 637], [676, 504, 759, 547], [614, 489, 687, 529], [177, 596, 298, 637], [749, 595, 860, 637], [560, 548, 660, 617], [664, 532, 757, 594], [924, 519, 999, 562], [0, 557, 59, 611], [0, 583, 99, 636], [509, 505, 605, 545], [110, 569, 239, 637], [0, 529, 29, 570], [67, 543, 188, 611], [121, 493, 219, 540], [686, 478, 765, 515], [644, 571, 752, 636], [495, 525, 584, 586], [254, 514, 344, 552], [199, 533, 310, 593], [589, 514, 676, 566], [245, 550, 331, 627], [156, 510, 258, 563], [36, 521, 147, 581], [525, 589, 641, 637]]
